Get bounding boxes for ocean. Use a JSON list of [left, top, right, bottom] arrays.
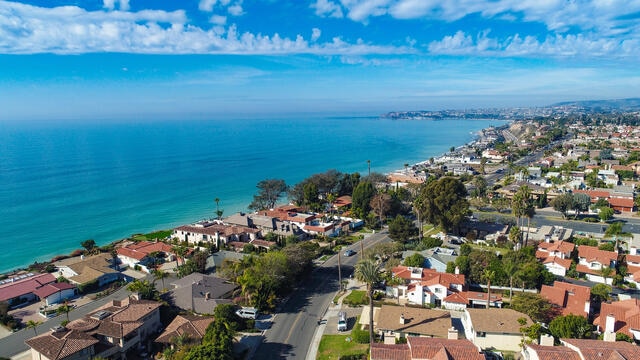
[[0, 115, 506, 273]]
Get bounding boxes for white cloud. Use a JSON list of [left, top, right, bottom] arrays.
[[311, 0, 343, 18], [210, 15, 227, 25], [0, 2, 405, 55], [428, 30, 640, 58], [311, 28, 321, 42], [227, 4, 244, 16], [199, 0, 217, 12], [103, 0, 129, 11]]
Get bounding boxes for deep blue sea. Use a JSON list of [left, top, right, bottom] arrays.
[[0, 116, 506, 273]]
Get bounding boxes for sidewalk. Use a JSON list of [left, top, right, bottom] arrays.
[[305, 278, 366, 360]]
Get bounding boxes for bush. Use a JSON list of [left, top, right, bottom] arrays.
[[629, 282, 637, 289], [339, 355, 367, 360], [351, 326, 370, 344]]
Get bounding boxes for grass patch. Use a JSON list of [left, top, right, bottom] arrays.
[[343, 290, 368, 306], [316, 335, 369, 360], [131, 230, 172, 242]]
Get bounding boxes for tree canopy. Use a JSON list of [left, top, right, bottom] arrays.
[[509, 292, 557, 324], [415, 177, 469, 233], [388, 215, 418, 244], [248, 179, 288, 210], [352, 181, 375, 219], [549, 314, 592, 340]]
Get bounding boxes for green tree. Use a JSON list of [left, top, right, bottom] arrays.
[[403, 253, 425, 267], [248, 179, 288, 211], [599, 207, 614, 222], [482, 269, 495, 309], [26, 320, 41, 336], [387, 215, 418, 245], [552, 193, 574, 219], [303, 182, 320, 210], [572, 193, 591, 217], [80, 239, 97, 255], [214, 197, 224, 220], [510, 293, 556, 324], [352, 181, 375, 219], [591, 283, 611, 303], [502, 260, 519, 301], [415, 177, 469, 233], [355, 259, 381, 345], [605, 222, 624, 237], [127, 279, 158, 300], [56, 302, 72, 322], [549, 314, 592, 340], [153, 269, 168, 291], [184, 343, 232, 360]]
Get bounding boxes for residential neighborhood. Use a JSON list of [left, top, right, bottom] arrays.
[[4, 111, 640, 359]]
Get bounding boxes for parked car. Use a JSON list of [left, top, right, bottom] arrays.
[[236, 307, 258, 319], [344, 249, 356, 257], [337, 311, 347, 331]]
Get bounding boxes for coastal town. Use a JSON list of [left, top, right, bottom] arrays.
[[4, 104, 640, 360]]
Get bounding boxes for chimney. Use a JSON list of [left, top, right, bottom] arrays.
[[604, 314, 616, 342], [400, 313, 406, 325], [455, 266, 460, 275], [448, 327, 458, 340], [539, 334, 554, 346]]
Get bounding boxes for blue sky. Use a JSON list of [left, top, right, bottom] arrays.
[[1, 0, 639, 120]]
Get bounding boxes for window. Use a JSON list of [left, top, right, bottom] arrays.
[[478, 332, 486, 337]]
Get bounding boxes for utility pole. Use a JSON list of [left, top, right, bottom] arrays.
[[338, 251, 342, 292]]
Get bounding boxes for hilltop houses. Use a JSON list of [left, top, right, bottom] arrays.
[[391, 266, 466, 307]]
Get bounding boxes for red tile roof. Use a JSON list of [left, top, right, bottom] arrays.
[[32, 282, 76, 299], [525, 344, 582, 360], [370, 338, 483, 360], [541, 256, 572, 270], [561, 338, 640, 359], [392, 266, 465, 288], [0, 273, 56, 302], [538, 240, 575, 255], [117, 241, 175, 261], [594, 299, 640, 337], [540, 281, 590, 317], [578, 245, 618, 265], [25, 328, 99, 360], [608, 197, 634, 209]]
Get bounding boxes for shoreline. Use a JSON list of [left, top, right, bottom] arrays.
[[1, 120, 507, 277]]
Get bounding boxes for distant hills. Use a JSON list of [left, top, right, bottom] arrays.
[[382, 98, 640, 120], [550, 98, 640, 112]]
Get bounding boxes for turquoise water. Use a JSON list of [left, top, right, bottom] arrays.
[[0, 116, 505, 273]]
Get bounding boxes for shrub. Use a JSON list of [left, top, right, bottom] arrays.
[[339, 355, 367, 360], [351, 326, 370, 344]]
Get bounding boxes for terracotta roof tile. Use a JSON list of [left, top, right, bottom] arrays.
[[25, 328, 99, 360], [466, 308, 531, 334], [525, 344, 582, 360], [155, 315, 214, 344]]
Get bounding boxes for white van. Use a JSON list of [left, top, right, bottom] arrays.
[[337, 311, 347, 331], [235, 307, 258, 320]]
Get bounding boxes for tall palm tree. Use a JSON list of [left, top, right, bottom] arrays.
[[26, 320, 41, 336], [56, 302, 72, 322], [502, 261, 518, 301], [482, 269, 495, 309], [110, 248, 119, 271], [367, 160, 371, 177], [355, 258, 381, 345], [153, 269, 168, 291]]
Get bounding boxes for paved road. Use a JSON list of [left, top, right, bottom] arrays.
[[253, 230, 391, 360]]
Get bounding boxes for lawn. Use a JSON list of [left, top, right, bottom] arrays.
[[316, 335, 369, 360], [343, 290, 368, 306]]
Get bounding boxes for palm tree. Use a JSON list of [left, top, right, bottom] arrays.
[[367, 159, 371, 177], [26, 320, 41, 336], [173, 246, 187, 267], [215, 197, 224, 220], [153, 269, 168, 291], [110, 248, 119, 271], [56, 302, 72, 322], [355, 258, 381, 345], [502, 261, 518, 301], [482, 269, 495, 309]]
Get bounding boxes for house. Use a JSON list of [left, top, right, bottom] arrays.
[[0, 273, 75, 308], [521, 343, 582, 360], [442, 291, 503, 311], [536, 239, 575, 259], [576, 245, 618, 284], [538, 256, 572, 277], [332, 195, 352, 211], [560, 338, 640, 358], [155, 315, 214, 346], [167, 273, 237, 314], [55, 253, 123, 288], [117, 241, 177, 273], [624, 254, 640, 287], [173, 221, 260, 248], [593, 299, 640, 342], [370, 338, 484, 360], [462, 308, 532, 352], [392, 266, 466, 306], [540, 281, 591, 318], [374, 304, 452, 342], [25, 297, 162, 360]]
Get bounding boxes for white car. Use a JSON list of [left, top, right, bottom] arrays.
[[236, 307, 258, 319], [344, 249, 356, 257]]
